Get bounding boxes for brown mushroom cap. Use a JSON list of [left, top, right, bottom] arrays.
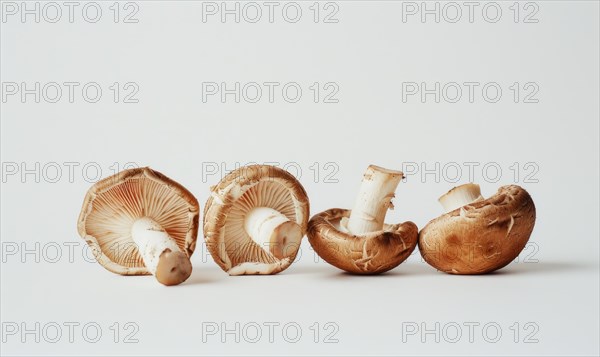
[[418, 185, 536, 274], [307, 209, 418, 274], [77, 167, 200, 276], [203, 165, 310, 275]]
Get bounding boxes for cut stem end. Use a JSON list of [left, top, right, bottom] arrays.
[[244, 207, 302, 260], [438, 183, 484, 213], [131, 217, 192, 286], [346, 165, 403, 235]]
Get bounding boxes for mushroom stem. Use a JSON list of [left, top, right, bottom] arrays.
[[438, 183, 484, 213], [346, 165, 404, 235], [131, 217, 192, 286], [244, 207, 302, 260]]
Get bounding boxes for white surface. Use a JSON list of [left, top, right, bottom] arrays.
[[1, 1, 599, 356]]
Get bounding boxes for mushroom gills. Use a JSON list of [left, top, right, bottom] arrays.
[[244, 207, 302, 260], [346, 165, 403, 235], [131, 217, 192, 286], [438, 183, 484, 212]]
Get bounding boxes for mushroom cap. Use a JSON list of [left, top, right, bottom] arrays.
[[307, 209, 418, 274], [77, 167, 200, 276], [418, 185, 536, 274], [203, 165, 310, 275]]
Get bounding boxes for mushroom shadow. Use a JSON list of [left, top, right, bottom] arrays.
[[182, 267, 224, 285], [269, 264, 333, 277], [484, 261, 597, 276], [287, 262, 434, 279], [288, 261, 596, 278]]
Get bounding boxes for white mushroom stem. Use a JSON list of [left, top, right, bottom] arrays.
[[346, 165, 404, 235], [438, 183, 484, 213], [244, 207, 302, 260], [131, 217, 191, 286]]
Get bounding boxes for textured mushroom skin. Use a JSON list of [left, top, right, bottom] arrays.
[[418, 185, 536, 274], [203, 165, 310, 275], [77, 167, 200, 276], [307, 209, 418, 274]]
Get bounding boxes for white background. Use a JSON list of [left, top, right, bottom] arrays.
[[1, 1, 599, 356]]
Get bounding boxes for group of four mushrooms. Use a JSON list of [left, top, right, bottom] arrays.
[[77, 164, 536, 286]]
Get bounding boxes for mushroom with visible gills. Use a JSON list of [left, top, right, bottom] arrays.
[[418, 183, 536, 274], [203, 165, 310, 275], [77, 167, 200, 286], [307, 165, 418, 274]]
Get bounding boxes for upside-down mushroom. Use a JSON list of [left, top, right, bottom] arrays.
[[418, 183, 536, 274], [203, 165, 309, 275], [307, 165, 418, 274], [77, 168, 200, 286]]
